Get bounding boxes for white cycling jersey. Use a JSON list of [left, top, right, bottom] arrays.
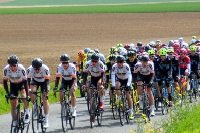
[[134, 61, 154, 75], [56, 63, 76, 80], [3, 64, 27, 83], [85, 60, 105, 77], [27, 64, 50, 82], [111, 63, 132, 87]]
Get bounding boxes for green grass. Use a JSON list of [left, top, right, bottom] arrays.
[[159, 102, 200, 133], [0, 83, 81, 115], [0, 2, 200, 14]]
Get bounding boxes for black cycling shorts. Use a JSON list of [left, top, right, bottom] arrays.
[[90, 76, 101, 89], [30, 79, 50, 92], [60, 78, 74, 90], [10, 82, 25, 97], [116, 77, 130, 91], [156, 72, 170, 87], [137, 74, 152, 88]]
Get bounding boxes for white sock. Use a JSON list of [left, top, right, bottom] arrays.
[[150, 105, 154, 110], [72, 106, 76, 112], [25, 109, 29, 115], [129, 108, 133, 114], [45, 114, 49, 121], [100, 96, 104, 102], [118, 96, 121, 101], [139, 95, 143, 101]]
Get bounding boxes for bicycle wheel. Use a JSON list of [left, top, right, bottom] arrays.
[[22, 110, 30, 133], [143, 95, 150, 122], [69, 115, 75, 130], [97, 108, 103, 126], [118, 98, 125, 126], [125, 98, 130, 124], [189, 81, 193, 103], [111, 92, 118, 119], [40, 110, 46, 133], [32, 103, 39, 133], [161, 98, 168, 115], [61, 102, 68, 132], [86, 90, 90, 114], [11, 109, 19, 133]]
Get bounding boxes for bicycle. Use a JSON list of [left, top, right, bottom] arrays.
[[110, 85, 118, 120], [90, 85, 104, 128], [54, 88, 75, 132], [5, 95, 30, 133], [189, 72, 198, 103], [137, 83, 151, 123], [31, 91, 48, 133], [178, 75, 187, 106], [115, 85, 130, 126], [131, 83, 140, 114]]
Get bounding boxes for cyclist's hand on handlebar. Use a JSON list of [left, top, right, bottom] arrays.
[[5, 93, 10, 99]]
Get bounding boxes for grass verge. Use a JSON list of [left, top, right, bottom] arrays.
[[0, 83, 81, 115], [0, 2, 200, 14]]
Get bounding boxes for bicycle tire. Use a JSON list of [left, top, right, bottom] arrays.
[[161, 98, 168, 115], [10, 109, 20, 133], [69, 116, 75, 130], [40, 112, 46, 133], [90, 97, 96, 129], [32, 103, 39, 133], [111, 92, 118, 119], [118, 98, 125, 126], [125, 98, 130, 124], [86, 90, 90, 114], [143, 94, 150, 122], [97, 109, 103, 126], [61, 102, 68, 132]]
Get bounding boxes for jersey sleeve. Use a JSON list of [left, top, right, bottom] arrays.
[[20, 65, 27, 79], [71, 64, 76, 78], [27, 66, 33, 78], [43, 65, 50, 79], [56, 64, 62, 77], [3, 66, 9, 79]]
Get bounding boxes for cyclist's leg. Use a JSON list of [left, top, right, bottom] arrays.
[[115, 78, 121, 101], [97, 77, 105, 109], [156, 72, 163, 106], [124, 80, 133, 119], [136, 74, 143, 109], [10, 83, 19, 121], [29, 79, 38, 103], [59, 79, 67, 104], [69, 80, 77, 116]]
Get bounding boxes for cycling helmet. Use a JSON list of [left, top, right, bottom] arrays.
[[32, 58, 43, 68], [87, 50, 95, 55], [127, 51, 136, 57], [137, 42, 142, 47], [94, 49, 99, 54], [7, 55, 19, 64], [108, 54, 116, 61], [192, 36, 197, 39], [148, 50, 155, 55], [169, 40, 174, 45], [159, 48, 167, 56], [149, 41, 155, 48], [167, 48, 174, 53], [174, 43, 180, 49], [124, 44, 130, 50], [178, 37, 184, 43], [128, 43, 134, 49], [156, 40, 161, 45], [191, 39, 196, 44], [116, 55, 125, 61], [116, 43, 123, 48], [60, 54, 70, 61], [140, 55, 149, 62], [129, 48, 137, 53], [87, 53, 93, 61], [91, 53, 99, 61], [78, 50, 85, 57], [119, 48, 127, 56], [190, 45, 197, 51], [195, 40, 200, 44], [181, 43, 188, 49], [180, 48, 187, 54], [83, 48, 91, 54], [144, 45, 152, 52], [109, 46, 117, 54]]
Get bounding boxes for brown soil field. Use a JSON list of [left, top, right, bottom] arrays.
[[0, 13, 200, 83]]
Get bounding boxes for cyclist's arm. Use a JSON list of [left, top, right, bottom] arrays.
[[3, 79, 9, 94], [83, 71, 88, 85], [111, 67, 116, 87], [126, 65, 132, 87], [27, 78, 31, 87], [23, 79, 29, 96]]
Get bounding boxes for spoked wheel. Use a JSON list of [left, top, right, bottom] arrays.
[[32, 104, 39, 133], [118, 100, 125, 126], [69, 116, 75, 130], [85, 90, 90, 114], [11, 110, 19, 133], [97, 109, 103, 126], [24, 115, 30, 133], [189, 83, 193, 103], [90, 100, 96, 129], [143, 96, 150, 123], [61, 103, 68, 132], [111, 94, 118, 119], [125, 100, 130, 124]]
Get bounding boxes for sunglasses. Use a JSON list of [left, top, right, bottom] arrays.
[[168, 53, 173, 55], [34, 68, 40, 70], [117, 61, 123, 63], [92, 60, 98, 63], [62, 62, 69, 64], [150, 55, 155, 58], [10, 64, 17, 67]]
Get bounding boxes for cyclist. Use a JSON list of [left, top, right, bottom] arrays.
[[188, 45, 199, 91], [83, 47, 91, 54], [54, 54, 77, 117], [94, 49, 106, 64], [126, 50, 138, 80], [133, 55, 155, 116], [155, 48, 173, 107], [116, 43, 123, 48], [111, 55, 134, 120], [179, 48, 191, 88], [82, 53, 105, 122], [136, 42, 143, 54], [167, 48, 180, 92], [27, 58, 50, 128], [76, 50, 86, 74], [3, 55, 30, 126]]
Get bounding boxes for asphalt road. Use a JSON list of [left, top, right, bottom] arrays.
[[0, 89, 179, 133]]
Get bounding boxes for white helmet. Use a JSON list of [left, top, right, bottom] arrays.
[[181, 42, 188, 49], [169, 40, 174, 45], [178, 37, 184, 43], [128, 43, 134, 49], [118, 47, 124, 54], [191, 39, 196, 44], [119, 48, 127, 56]]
